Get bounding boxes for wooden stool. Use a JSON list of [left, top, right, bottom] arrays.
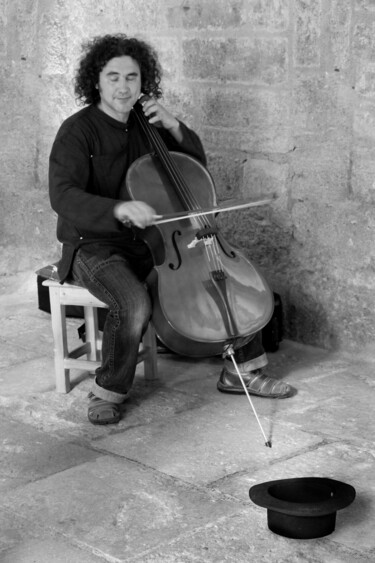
[[43, 279, 158, 393]]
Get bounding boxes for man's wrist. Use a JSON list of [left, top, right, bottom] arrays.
[[167, 120, 183, 143]]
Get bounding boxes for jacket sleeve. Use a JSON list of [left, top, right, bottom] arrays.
[[49, 125, 123, 234], [49, 118, 207, 235], [160, 121, 207, 166]]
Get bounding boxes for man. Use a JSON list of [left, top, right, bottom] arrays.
[[49, 34, 294, 425]]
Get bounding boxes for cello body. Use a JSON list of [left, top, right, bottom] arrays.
[[125, 150, 274, 357]]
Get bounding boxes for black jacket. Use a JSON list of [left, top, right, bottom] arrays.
[[49, 104, 206, 281]]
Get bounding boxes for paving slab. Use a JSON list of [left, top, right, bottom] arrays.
[[0, 306, 56, 363], [275, 369, 375, 443], [0, 305, 53, 341], [134, 509, 374, 563], [0, 338, 47, 370], [93, 401, 323, 485], [156, 352, 288, 407], [0, 508, 41, 553], [0, 456, 246, 562], [267, 343, 353, 381], [0, 538, 104, 563], [212, 441, 375, 554], [0, 373, 209, 441], [1, 272, 374, 561], [0, 356, 56, 395], [0, 415, 99, 492]]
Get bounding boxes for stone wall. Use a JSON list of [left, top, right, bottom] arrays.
[[1, 0, 375, 350]]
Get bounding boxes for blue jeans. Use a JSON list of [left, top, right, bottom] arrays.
[[71, 248, 153, 403], [71, 248, 267, 404]]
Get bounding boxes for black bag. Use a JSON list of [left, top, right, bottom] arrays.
[[261, 292, 283, 352], [36, 264, 84, 319]]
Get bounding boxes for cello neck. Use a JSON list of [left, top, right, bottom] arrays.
[[133, 97, 202, 213]]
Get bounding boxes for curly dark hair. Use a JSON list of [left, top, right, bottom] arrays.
[[74, 34, 163, 105]]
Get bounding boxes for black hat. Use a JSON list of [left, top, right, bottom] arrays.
[[249, 477, 356, 539]]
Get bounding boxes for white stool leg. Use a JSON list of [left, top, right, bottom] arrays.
[[84, 306, 100, 371], [48, 286, 71, 393]]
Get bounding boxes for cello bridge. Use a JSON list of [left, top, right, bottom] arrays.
[[196, 226, 218, 239], [187, 235, 215, 249]]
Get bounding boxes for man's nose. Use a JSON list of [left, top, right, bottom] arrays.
[[118, 78, 129, 92]]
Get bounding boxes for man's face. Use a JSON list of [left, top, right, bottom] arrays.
[[97, 55, 141, 122]]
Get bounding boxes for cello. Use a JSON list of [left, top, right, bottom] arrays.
[[123, 97, 275, 446], [123, 97, 274, 360]]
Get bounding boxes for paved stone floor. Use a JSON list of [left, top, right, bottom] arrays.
[[0, 271, 374, 562]]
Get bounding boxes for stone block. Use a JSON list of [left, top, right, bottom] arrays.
[[290, 143, 350, 203], [329, 0, 352, 73], [0, 509, 38, 554], [284, 260, 375, 349], [0, 418, 98, 492], [95, 402, 322, 486], [0, 456, 243, 561], [330, 285, 375, 349], [93, 0, 168, 31], [0, 22, 5, 57], [206, 151, 243, 199], [289, 198, 375, 274], [352, 18, 375, 60], [292, 73, 352, 137], [242, 158, 289, 198], [277, 367, 375, 444], [217, 442, 371, 554], [355, 62, 375, 97], [1, 539, 103, 563], [0, 187, 58, 274], [160, 86, 198, 128], [0, 356, 210, 437], [39, 74, 76, 130], [134, 507, 371, 562], [149, 37, 180, 82], [354, 98, 375, 140], [351, 145, 375, 202], [0, 356, 55, 395], [246, 0, 289, 31], [294, 0, 322, 67], [168, 0, 244, 30], [355, 0, 375, 11], [34, 136, 53, 191], [216, 206, 293, 277], [200, 87, 292, 153], [238, 159, 291, 250], [38, 15, 68, 75], [183, 37, 288, 85]]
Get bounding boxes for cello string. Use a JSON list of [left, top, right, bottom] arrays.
[[134, 103, 225, 275], [136, 103, 248, 378], [134, 103, 229, 277], [134, 104, 214, 234], [134, 106, 203, 217]]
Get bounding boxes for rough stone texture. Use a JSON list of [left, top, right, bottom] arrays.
[[2, 1, 375, 351], [0, 275, 374, 562], [183, 37, 288, 85], [294, 0, 322, 67], [0, 418, 99, 492], [94, 405, 323, 485], [1, 539, 104, 563]]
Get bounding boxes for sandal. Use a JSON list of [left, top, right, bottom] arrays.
[[217, 368, 294, 399], [87, 392, 121, 425]]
